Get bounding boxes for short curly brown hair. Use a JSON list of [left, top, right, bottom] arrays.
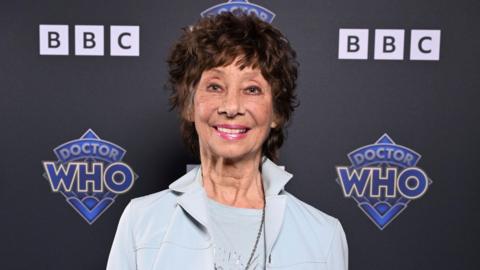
[[167, 12, 299, 162]]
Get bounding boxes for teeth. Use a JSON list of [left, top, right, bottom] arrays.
[[217, 127, 247, 134]]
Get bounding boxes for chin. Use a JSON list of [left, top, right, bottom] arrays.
[[210, 147, 257, 161]]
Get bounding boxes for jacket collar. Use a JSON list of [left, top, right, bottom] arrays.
[[168, 156, 293, 258], [168, 156, 293, 197]]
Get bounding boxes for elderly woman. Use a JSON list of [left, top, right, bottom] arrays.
[[107, 12, 348, 270]]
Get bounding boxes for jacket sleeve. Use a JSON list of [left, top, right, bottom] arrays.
[[106, 201, 136, 270], [327, 219, 349, 270]]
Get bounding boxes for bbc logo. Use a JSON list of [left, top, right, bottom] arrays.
[[338, 29, 441, 61], [39, 25, 140, 56]]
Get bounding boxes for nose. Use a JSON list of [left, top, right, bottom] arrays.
[[217, 89, 245, 118]]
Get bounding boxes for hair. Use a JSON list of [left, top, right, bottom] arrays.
[[166, 11, 299, 163]]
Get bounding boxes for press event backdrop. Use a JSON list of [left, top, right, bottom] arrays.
[[1, 0, 479, 269]]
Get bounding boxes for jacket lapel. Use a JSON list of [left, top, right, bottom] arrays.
[[153, 167, 213, 269], [173, 167, 210, 231], [168, 156, 293, 262], [260, 157, 293, 258]]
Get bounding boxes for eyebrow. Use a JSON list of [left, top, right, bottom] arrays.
[[206, 68, 265, 83], [209, 68, 260, 76], [210, 68, 225, 74]]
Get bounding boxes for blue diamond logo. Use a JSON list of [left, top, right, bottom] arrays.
[[336, 134, 432, 230], [42, 129, 137, 224]]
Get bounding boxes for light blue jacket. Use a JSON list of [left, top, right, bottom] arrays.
[[107, 157, 348, 269]]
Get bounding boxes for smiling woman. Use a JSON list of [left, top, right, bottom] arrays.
[[107, 11, 348, 270], [192, 61, 276, 164]]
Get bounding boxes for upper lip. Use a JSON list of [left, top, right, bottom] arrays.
[[214, 124, 250, 130]]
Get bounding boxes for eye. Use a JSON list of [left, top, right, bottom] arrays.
[[245, 86, 262, 95], [207, 83, 222, 92]]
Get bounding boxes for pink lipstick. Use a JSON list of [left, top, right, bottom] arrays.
[[213, 124, 250, 140]]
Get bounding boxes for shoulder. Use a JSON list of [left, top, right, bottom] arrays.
[[129, 188, 175, 209], [122, 189, 179, 245], [284, 191, 341, 229], [127, 188, 177, 222], [282, 191, 345, 259]]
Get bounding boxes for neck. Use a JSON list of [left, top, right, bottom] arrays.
[[199, 151, 265, 209]]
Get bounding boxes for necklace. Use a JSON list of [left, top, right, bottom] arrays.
[[244, 205, 265, 270], [212, 204, 266, 270]]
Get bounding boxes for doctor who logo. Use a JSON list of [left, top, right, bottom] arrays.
[[201, 0, 275, 23], [335, 134, 432, 230], [42, 129, 137, 224]]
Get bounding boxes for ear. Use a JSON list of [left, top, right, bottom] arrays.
[[270, 115, 279, 129], [182, 106, 194, 122], [270, 112, 280, 128], [184, 85, 197, 122]]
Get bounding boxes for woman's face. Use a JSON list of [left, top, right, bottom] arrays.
[[190, 59, 277, 162]]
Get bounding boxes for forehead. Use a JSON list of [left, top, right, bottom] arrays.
[[202, 64, 266, 81]]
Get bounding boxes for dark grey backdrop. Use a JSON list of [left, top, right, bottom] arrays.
[[1, 0, 479, 269]]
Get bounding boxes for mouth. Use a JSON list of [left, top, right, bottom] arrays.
[[212, 125, 250, 140]]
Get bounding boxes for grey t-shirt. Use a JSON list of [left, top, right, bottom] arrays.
[[206, 197, 266, 270]]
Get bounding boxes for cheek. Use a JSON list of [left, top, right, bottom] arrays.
[[248, 100, 275, 125], [193, 96, 218, 124]]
